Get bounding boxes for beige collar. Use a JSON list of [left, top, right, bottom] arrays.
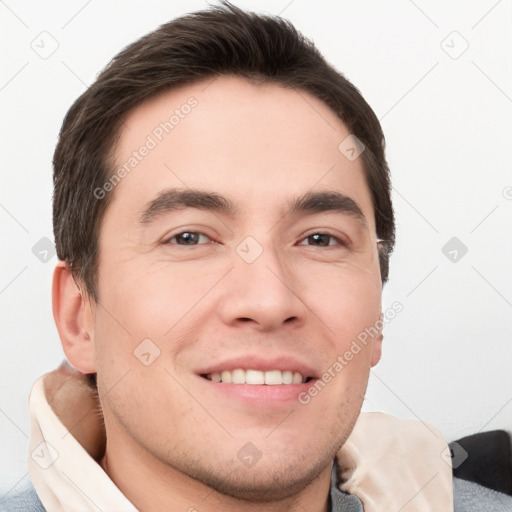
[[28, 376, 136, 511], [337, 412, 454, 511]]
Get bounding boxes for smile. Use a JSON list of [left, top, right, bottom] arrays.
[[202, 369, 311, 385]]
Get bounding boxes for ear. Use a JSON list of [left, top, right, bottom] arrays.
[[52, 261, 96, 373], [370, 332, 383, 367]]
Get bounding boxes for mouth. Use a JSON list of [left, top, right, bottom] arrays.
[[196, 356, 318, 404], [201, 369, 313, 385]]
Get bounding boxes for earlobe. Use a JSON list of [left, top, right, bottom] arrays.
[[370, 333, 383, 367], [52, 261, 96, 373]]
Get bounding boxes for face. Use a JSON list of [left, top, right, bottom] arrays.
[[87, 76, 382, 500]]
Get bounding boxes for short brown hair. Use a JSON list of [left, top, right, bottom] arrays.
[[53, 2, 395, 302]]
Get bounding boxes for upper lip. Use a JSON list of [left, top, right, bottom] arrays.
[[197, 355, 318, 379]]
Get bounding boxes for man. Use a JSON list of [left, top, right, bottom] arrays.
[[3, 3, 510, 511]]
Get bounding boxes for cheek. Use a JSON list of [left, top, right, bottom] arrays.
[[302, 262, 382, 338], [96, 259, 208, 335], [297, 259, 382, 392], [92, 259, 231, 379]]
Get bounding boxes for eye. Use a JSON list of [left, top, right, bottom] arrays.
[[167, 231, 211, 245], [298, 233, 345, 247]]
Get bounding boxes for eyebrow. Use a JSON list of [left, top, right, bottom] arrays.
[[138, 188, 367, 228], [288, 191, 368, 228], [138, 188, 237, 225]]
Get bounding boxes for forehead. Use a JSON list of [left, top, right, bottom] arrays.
[[107, 75, 374, 229]]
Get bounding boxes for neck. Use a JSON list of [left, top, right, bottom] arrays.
[[101, 431, 333, 512]]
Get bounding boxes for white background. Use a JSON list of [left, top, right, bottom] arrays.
[[1, 0, 511, 496]]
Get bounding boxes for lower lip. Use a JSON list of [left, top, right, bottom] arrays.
[[197, 375, 316, 405]]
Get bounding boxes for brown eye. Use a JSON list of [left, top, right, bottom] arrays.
[[298, 233, 342, 247], [168, 232, 210, 245]]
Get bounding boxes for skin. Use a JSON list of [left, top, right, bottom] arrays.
[[43, 362, 105, 461], [53, 76, 383, 512]]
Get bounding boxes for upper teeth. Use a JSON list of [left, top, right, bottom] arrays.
[[206, 369, 306, 385]]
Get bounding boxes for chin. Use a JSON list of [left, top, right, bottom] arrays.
[[172, 445, 335, 503]]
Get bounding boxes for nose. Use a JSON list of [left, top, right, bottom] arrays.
[[216, 243, 308, 332]]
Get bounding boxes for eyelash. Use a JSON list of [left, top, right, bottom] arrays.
[[166, 231, 214, 245], [165, 231, 348, 248], [297, 232, 347, 247]]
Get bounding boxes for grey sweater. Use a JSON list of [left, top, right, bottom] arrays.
[[2, 473, 512, 511]]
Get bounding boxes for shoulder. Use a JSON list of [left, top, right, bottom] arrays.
[[0, 482, 46, 512], [454, 476, 512, 512]]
